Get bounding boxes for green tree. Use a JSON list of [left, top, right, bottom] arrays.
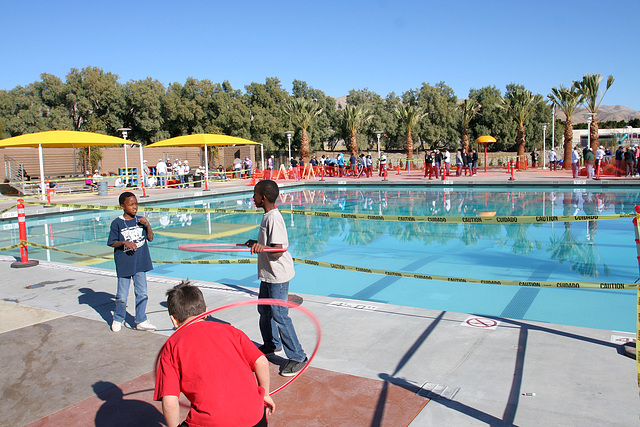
[[498, 85, 543, 157], [245, 77, 289, 150], [343, 104, 373, 155], [468, 86, 514, 152], [33, 73, 74, 130], [395, 104, 425, 160], [404, 82, 459, 150], [548, 85, 584, 170], [283, 98, 322, 162], [573, 73, 614, 151], [459, 98, 481, 152], [123, 77, 168, 144], [292, 80, 337, 153], [65, 66, 124, 134]]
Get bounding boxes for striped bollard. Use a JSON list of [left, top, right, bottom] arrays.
[[11, 199, 39, 268]]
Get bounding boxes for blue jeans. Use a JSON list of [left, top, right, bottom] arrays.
[[158, 172, 166, 187], [258, 281, 306, 362], [114, 272, 148, 324]]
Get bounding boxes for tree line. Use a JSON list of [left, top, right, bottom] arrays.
[[0, 66, 628, 168]]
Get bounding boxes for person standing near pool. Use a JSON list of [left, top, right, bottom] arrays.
[[443, 148, 451, 176], [424, 150, 434, 179], [246, 180, 308, 377], [108, 191, 156, 332], [433, 149, 442, 178], [156, 159, 167, 188], [571, 147, 581, 178]]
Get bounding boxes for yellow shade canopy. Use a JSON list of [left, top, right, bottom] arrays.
[[475, 135, 497, 144], [0, 130, 133, 148], [147, 134, 261, 148]]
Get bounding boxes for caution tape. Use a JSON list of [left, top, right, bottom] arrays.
[[8, 241, 635, 290], [0, 204, 17, 216], [291, 257, 637, 290], [280, 209, 635, 224], [20, 201, 635, 224], [0, 243, 22, 252]]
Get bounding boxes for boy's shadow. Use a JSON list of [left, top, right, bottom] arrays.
[[92, 381, 165, 427], [78, 288, 115, 325], [78, 288, 140, 328]]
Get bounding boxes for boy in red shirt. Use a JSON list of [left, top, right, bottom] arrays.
[[154, 282, 275, 427]]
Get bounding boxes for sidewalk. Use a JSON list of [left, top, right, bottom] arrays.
[[1, 257, 637, 426]]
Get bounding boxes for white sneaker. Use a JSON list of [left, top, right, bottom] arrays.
[[136, 320, 156, 331], [111, 321, 123, 332]]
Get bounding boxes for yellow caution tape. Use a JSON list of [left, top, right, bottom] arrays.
[[20, 201, 636, 224], [280, 209, 635, 224], [0, 244, 21, 252], [9, 241, 634, 291], [0, 205, 17, 216], [291, 257, 637, 290]]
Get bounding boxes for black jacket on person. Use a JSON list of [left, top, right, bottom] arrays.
[[424, 153, 433, 164]]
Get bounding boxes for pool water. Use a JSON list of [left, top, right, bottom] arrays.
[[3, 186, 638, 332]]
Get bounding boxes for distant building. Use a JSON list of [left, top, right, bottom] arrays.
[[572, 127, 640, 147]]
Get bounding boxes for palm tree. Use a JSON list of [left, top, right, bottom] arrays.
[[395, 105, 425, 160], [548, 85, 583, 170], [283, 98, 322, 163], [459, 99, 481, 152], [343, 104, 373, 156], [573, 73, 614, 152], [498, 87, 542, 157]]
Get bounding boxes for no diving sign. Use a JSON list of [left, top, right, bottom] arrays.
[[462, 316, 500, 330]]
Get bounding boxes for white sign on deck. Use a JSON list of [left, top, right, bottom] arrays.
[[461, 316, 499, 330]]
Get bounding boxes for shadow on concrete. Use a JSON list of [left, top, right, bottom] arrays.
[[92, 381, 165, 427], [372, 311, 445, 427], [78, 288, 114, 325]]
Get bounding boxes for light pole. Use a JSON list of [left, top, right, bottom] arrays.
[[117, 127, 131, 185], [374, 131, 383, 159], [285, 130, 294, 167], [585, 114, 595, 150], [551, 105, 555, 152], [541, 123, 549, 169]]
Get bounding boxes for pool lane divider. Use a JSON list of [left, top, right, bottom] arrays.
[[13, 241, 638, 290], [19, 201, 636, 224]]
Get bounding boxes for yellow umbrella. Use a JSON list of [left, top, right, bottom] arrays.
[[0, 130, 134, 199], [147, 134, 263, 191], [475, 135, 497, 173]]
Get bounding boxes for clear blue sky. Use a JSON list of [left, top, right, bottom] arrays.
[[1, 0, 638, 109]]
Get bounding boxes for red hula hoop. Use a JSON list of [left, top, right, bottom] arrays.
[[179, 243, 288, 253], [155, 298, 321, 396]]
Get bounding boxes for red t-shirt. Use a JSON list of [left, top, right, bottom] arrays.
[[154, 321, 265, 427]]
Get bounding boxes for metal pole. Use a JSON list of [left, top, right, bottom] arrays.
[[139, 143, 147, 197], [204, 143, 209, 191], [124, 142, 128, 186], [261, 143, 265, 172], [551, 106, 555, 152], [38, 143, 46, 201]]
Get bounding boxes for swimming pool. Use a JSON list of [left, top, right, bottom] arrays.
[[3, 186, 638, 332]]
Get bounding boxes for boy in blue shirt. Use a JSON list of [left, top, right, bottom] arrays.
[[107, 192, 156, 332]]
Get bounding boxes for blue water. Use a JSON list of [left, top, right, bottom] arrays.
[[3, 186, 638, 332]]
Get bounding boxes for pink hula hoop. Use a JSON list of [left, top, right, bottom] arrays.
[[179, 243, 288, 253], [155, 298, 321, 395]]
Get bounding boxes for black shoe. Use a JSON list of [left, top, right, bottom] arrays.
[[258, 345, 282, 355], [281, 357, 308, 377]]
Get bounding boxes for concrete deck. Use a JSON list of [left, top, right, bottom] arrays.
[[2, 167, 639, 426]]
